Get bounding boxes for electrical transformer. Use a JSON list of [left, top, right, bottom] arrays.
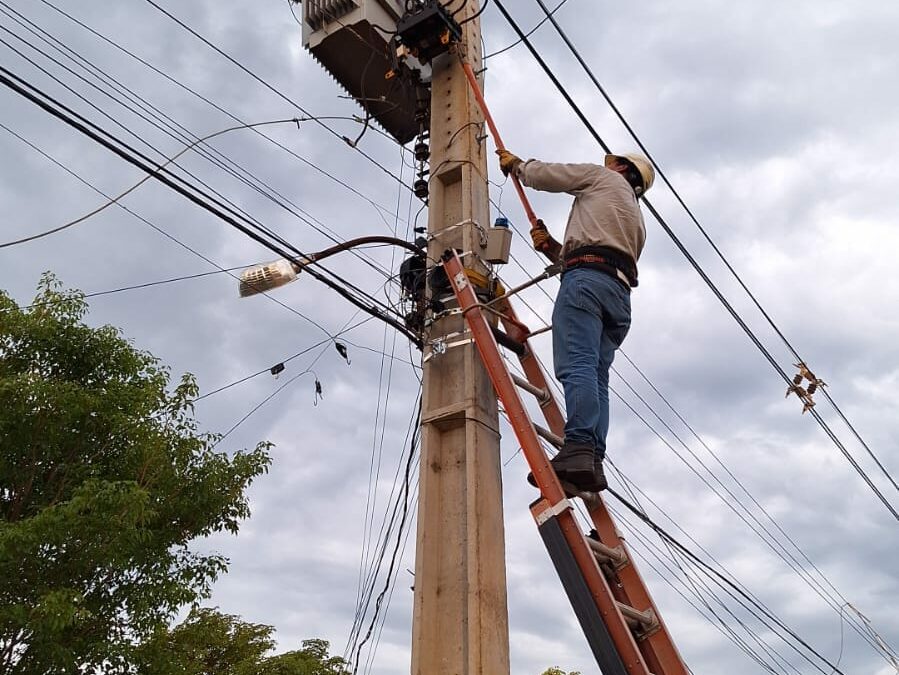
[[300, 0, 429, 144]]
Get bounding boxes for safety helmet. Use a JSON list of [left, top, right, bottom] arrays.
[[605, 153, 655, 195]]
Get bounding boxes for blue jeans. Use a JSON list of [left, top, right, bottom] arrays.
[[552, 268, 631, 460]]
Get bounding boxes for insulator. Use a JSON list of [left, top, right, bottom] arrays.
[[413, 178, 429, 199], [414, 141, 430, 162], [807, 382, 817, 395], [793, 374, 804, 385]]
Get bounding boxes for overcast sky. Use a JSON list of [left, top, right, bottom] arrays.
[[2, 1, 899, 673]]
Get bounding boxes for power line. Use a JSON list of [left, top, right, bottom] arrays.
[[139, 0, 410, 192], [346, 394, 422, 671], [490, 0, 899, 523], [606, 487, 848, 675], [193, 317, 377, 403], [0, 109, 297, 248], [0, 120, 337, 341], [34, 0, 412, 228], [0, 63, 421, 346], [357, 153, 409, 636], [602, 491, 801, 675], [0, 23, 400, 298], [483, 0, 569, 60], [526, 0, 899, 502], [501, 293, 892, 661], [8, 266, 241, 311], [0, 2, 401, 282]]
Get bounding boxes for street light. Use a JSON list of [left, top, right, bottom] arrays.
[[237, 236, 427, 298], [238, 258, 306, 297]]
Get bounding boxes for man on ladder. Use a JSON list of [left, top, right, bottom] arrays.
[[497, 150, 655, 493]]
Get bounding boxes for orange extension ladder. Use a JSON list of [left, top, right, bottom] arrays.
[[440, 249, 689, 675]]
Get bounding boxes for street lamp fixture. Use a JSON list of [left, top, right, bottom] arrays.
[[237, 236, 426, 298], [238, 258, 305, 298]]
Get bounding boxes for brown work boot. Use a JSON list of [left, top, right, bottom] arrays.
[[527, 442, 595, 490]]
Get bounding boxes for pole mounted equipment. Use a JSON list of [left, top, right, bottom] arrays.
[[395, 1, 462, 63], [298, 0, 431, 143]]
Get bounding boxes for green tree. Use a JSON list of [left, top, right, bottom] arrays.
[[135, 608, 349, 675], [541, 668, 581, 675], [0, 275, 272, 673], [261, 639, 350, 675], [136, 607, 274, 675]]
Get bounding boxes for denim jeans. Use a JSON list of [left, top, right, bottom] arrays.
[[552, 268, 631, 460]]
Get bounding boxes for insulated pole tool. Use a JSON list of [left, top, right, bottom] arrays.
[[460, 60, 550, 253]]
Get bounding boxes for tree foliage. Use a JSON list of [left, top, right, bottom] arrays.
[[0, 275, 272, 673], [541, 668, 581, 675], [135, 608, 350, 675]]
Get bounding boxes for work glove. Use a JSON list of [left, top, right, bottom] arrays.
[[497, 149, 522, 177], [530, 219, 562, 261], [530, 219, 551, 251]]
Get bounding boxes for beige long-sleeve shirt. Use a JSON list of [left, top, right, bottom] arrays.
[[516, 160, 646, 278]]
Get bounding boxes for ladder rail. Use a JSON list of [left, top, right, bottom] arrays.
[[442, 251, 653, 674], [497, 295, 689, 674], [443, 251, 689, 675]]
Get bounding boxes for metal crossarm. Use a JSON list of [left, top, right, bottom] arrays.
[[441, 250, 689, 675]]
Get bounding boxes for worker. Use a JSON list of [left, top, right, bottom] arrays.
[[497, 150, 655, 492]]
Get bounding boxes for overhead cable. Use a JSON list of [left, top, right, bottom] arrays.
[[0, 2, 402, 280], [34, 0, 410, 226], [0, 64, 421, 346], [606, 487, 848, 675], [139, 0, 409, 191], [483, 0, 569, 60], [0, 120, 337, 341], [527, 0, 899, 500], [0, 115, 299, 249], [490, 0, 899, 523]]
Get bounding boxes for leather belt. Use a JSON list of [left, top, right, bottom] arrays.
[[563, 255, 633, 289]]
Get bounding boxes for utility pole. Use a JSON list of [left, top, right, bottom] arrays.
[[300, 1, 507, 669], [410, 2, 510, 673]]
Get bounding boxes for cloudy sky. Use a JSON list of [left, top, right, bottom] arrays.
[[2, 0, 899, 673]]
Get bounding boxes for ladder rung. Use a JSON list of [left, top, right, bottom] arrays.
[[586, 537, 628, 568], [490, 325, 526, 356], [616, 602, 659, 632], [534, 424, 563, 448], [511, 374, 551, 404]]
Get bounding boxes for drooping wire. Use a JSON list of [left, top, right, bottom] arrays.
[[356, 153, 408, 630], [0, 64, 421, 346], [526, 0, 899, 501], [0, 2, 400, 281], [490, 0, 899, 523], [483, 0, 569, 60], [606, 487, 847, 674], [0, 120, 341, 342], [139, 0, 409, 190], [34, 0, 409, 228], [347, 394, 423, 673]]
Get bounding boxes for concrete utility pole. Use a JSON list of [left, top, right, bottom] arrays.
[[410, 2, 510, 673]]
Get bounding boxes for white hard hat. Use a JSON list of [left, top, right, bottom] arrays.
[[605, 153, 655, 195]]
